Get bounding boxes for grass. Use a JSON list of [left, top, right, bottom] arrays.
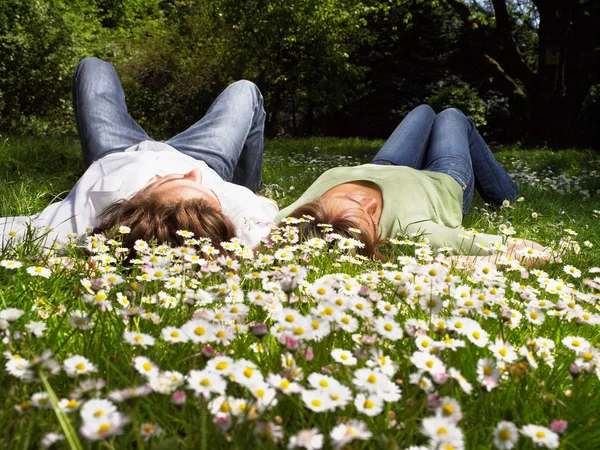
[[0, 135, 599, 449]]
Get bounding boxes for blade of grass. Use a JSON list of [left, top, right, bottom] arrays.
[[39, 371, 84, 450]]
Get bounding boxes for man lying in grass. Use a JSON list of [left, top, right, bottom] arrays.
[[277, 105, 550, 267], [0, 57, 278, 252]]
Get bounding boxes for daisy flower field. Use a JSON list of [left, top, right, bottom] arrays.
[[0, 137, 599, 449]]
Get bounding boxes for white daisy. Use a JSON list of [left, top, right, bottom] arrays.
[[26, 266, 51, 278], [288, 428, 323, 450], [181, 319, 215, 344], [80, 399, 118, 422], [352, 368, 390, 393], [421, 416, 464, 449], [0, 308, 24, 321], [267, 373, 303, 394], [331, 348, 357, 366], [520, 424, 559, 449], [493, 421, 519, 449], [354, 393, 383, 416], [561, 336, 590, 351], [186, 369, 227, 399], [133, 356, 159, 379], [160, 326, 188, 343], [0, 259, 23, 269], [250, 382, 278, 411], [63, 355, 98, 377], [435, 396, 462, 423], [80, 412, 128, 441], [410, 351, 446, 376], [301, 390, 334, 413], [329, 420, 372, 449], [31, 392, 51, 409], [122, 331, 156, 348]]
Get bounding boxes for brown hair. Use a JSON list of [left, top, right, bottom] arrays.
[[279, 199, 383, 259], [94, 192, 236, 255]]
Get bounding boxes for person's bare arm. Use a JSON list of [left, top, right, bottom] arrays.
[[450, 238, 552, 270], [505, 238, 553, 268]]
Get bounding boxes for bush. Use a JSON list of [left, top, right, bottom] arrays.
[[578, 84, 600, 147], [113, 7, 236, 139], [425, 83, 487, 128], [0, 0, 101, 134]]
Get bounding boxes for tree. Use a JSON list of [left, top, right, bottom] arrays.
[[324, 0, 465, 138], [0, 0, 101, 133], [215, 0, 369, 135], [446, 0, 600, 147]]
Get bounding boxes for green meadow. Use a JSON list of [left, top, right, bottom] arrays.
[[0, 136, 599, 449]]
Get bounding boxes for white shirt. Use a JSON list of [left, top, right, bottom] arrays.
[[0, 141, 278, 249]]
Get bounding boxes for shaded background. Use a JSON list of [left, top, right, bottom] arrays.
[[1, 0, 599, 148]]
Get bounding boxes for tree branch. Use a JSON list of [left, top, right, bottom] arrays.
[[445, 0, 479, 30], [482, 53, 527, 99]]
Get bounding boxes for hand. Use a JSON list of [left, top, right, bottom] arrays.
[[506, 238, 552, 268]]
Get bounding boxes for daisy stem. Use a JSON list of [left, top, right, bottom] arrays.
[[53, 327, 78, 355], [39, 371, 84, 450], [200, 404, 207, 450]]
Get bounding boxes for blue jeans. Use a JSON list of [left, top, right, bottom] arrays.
[[72, 57, 266, 192], [372, 105, 520, 215]]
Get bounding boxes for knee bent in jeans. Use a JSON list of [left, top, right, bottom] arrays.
[[75, 57, 111, 75], [415, 104, 436, 116], [438, 107, 466, 118], [229, 80, 263, 102]]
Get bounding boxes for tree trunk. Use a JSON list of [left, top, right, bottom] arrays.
[[449, 0, 600, 147], [529, 0, 600, 146]]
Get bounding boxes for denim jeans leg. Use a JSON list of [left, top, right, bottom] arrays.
[[425, 108, 475, 215], [72, 57, 152, 168], [165, 80, 266, 192], [467, 118, 520, 206], [371, 105, 436, 168]]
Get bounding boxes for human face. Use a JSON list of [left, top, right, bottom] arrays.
[[143, 168, 221, 211], [321, 183, 382, 241]]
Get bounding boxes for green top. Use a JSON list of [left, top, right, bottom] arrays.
[[276, 164, 503, 255]]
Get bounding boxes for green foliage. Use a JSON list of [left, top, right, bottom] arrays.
[[426, 84, 487, 127], [578, 84, 600, 146], [107, 0, 372, 137], [324, 0, 463, 138], [214, 0, 369, 134], [111, 5, 235, 138], [0, 0, 102, 134], [94, 0, 163, 29], [0, 0, 597, 145]]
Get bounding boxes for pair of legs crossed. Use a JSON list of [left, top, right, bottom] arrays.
[[72, 57, 265, 192], [372, 105, 520, 215]]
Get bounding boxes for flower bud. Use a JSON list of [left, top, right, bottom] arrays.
[[432, 372, 448, 384], [501, 309, 513, 322], [550, 420, 568, 434], [569, 363, 581, 378], [171, 391, 186, 407], [202, 345, 214, 358], [213, 412, 232, 433], [303, 347, 314, 361], [278, 334, 299, 352], [252, 323, 268, 338], [361, 334, 377, 346]]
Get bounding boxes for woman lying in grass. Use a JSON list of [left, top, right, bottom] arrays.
[[277, 105, 549, 265], [0, 58, 277, 251]]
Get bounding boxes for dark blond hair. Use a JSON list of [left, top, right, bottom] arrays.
[[279, 199, 383, 259], [95, 192, 236, 254]]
